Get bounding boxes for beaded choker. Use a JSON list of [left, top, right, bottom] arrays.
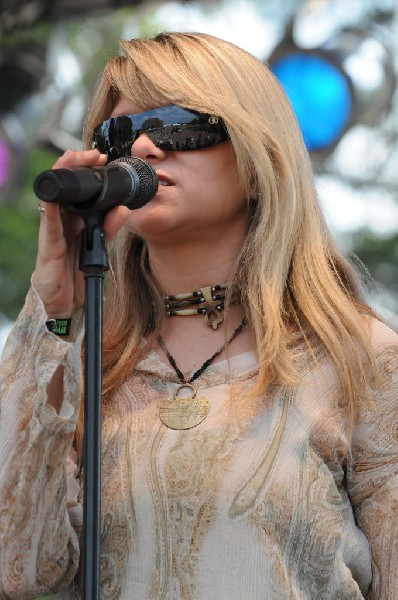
[[164, 283, 233, 330]]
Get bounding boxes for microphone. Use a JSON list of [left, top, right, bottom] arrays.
[[33, 156, 159, 211]]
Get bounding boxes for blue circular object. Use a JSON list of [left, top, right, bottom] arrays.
[[272, 52, 352, 151]]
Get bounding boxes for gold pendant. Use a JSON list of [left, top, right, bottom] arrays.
[[159, 383, 210, 430]]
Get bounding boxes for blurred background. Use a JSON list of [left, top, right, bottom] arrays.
[[0, 0, 397, 353]]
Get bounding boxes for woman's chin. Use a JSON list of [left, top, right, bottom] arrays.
[[123, 204, 181, 240]]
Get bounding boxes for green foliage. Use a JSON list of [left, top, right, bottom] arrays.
[[352, 230, 398, 293], [0, 21, 52, 49], [0, 145, 57, 320], [351, 229, 398, 319]]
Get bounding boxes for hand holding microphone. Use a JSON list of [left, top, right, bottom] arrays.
[[32, 150, 158, 319]]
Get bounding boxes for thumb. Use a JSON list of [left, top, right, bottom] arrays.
[[103, 205, 131, 242]]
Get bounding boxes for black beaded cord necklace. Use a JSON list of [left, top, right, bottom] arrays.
[[157, 317, 247, 430]]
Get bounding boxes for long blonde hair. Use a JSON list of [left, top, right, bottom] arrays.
[[83, 32, 378, 425]]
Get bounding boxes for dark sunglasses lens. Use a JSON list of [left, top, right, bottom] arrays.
[[149, 121, 228, 151], [93, 117, 137, 157], [93, 107, 229, 156]]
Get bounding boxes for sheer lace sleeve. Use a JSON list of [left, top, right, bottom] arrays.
[[0, 285, 84, 599], [347, 319, 398, 599]]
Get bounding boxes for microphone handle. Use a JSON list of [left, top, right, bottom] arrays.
[[33, 165, 138, 208]]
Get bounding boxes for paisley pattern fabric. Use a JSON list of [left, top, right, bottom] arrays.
[[0, 286, 397, 599]]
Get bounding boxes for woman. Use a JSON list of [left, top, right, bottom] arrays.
[[0, 32, 397, 599]]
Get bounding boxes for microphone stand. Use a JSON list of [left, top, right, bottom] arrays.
[[33, 157, 158, 599], [72, 207, 109, 600]]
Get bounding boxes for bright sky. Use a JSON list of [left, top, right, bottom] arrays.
[[147, 0, 281, 58]]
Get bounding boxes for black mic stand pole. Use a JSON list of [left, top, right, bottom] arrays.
[[33, 157, 158, 599], [78, 212, 109, 600]]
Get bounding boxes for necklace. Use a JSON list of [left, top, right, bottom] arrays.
[[164, 283, 237, 330], [157, 317, 247, 430]]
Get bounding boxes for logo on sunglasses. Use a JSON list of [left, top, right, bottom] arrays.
[[208, 116, 219, 125]]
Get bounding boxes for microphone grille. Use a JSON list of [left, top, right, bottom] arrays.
[[111, 156, 158, 209]]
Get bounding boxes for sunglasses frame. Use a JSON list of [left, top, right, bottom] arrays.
[[92, 104, 230, 161]]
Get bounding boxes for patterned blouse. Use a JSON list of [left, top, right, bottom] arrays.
[[0, 286, 397, 600]]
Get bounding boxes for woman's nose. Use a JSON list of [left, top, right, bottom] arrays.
[[130, 133, 167, 162]]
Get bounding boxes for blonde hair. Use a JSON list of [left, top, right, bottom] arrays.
[[83, 32, 378, 425]]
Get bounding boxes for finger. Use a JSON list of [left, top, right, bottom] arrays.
[[103, 206, 131, 241], [53, 148, 107, 169], [37, 202, 84, 263], [37, 203, 65, 252], [38, 202, 84, 238]]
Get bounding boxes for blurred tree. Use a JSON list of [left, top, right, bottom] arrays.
[[351, 229, 398, 327], [0, 145, 57, 320]]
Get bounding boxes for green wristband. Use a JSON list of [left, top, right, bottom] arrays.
[[46, 318, 71, 337]]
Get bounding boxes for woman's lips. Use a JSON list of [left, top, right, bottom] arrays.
[[156, 173, 174, 186]]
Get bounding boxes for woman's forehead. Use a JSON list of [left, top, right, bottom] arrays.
[[110, 96, 144, 118]]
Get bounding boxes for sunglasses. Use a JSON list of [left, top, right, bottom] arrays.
[[92, 104, 230, 161]]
